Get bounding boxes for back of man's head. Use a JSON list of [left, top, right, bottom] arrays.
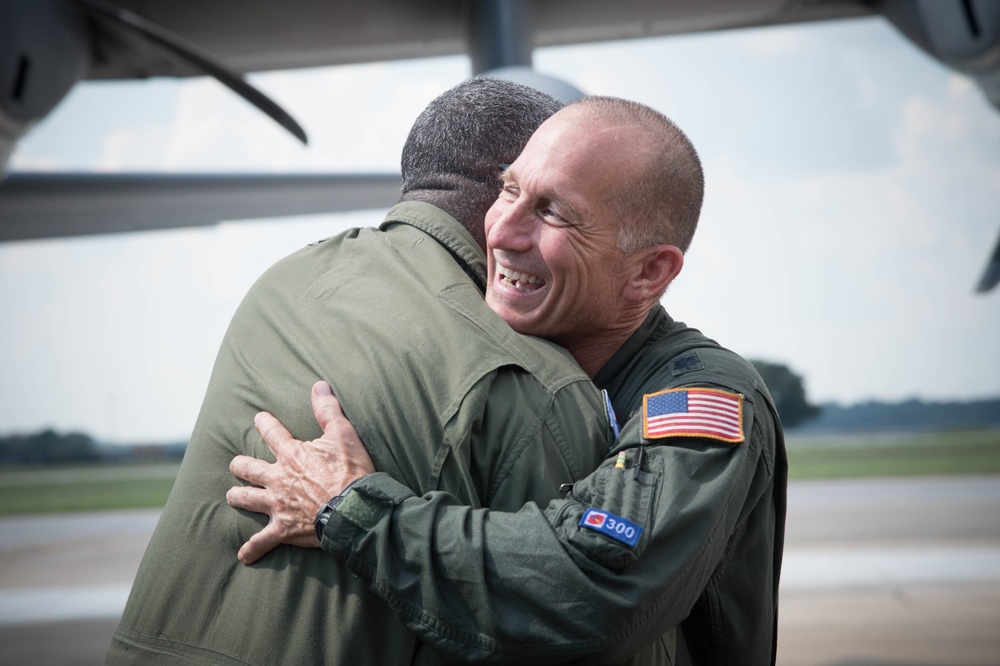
[[400, 77, 564, 248]]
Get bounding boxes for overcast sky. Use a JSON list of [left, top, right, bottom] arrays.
[[2, 16, 999, 443]]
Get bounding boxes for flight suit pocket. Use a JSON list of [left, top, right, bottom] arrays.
[[561, 447, 662, 572]]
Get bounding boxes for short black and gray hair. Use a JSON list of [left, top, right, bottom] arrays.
[[400, 77, 564, 233], [571, 97, 704, 254]]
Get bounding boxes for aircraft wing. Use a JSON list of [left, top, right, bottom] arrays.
[[80, 0, 877, 79], [0, 173, 401, 242], [72, 0, 1000, 114]]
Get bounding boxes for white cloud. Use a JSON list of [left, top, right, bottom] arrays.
[[6, 152, 64, 171], [94, 129, 140, 172]]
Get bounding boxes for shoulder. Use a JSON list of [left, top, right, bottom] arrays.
[[242, 227, 366, 292], [434, 284, 592, 393], [653, 345, 775, 426], [613, 321, 780, 444], [671, 347, 767, 400], [630, 318, 770, 404]]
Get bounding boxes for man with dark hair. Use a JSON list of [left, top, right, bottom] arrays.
[[106, 78, 614, 665], [230, 96, 787, 665]]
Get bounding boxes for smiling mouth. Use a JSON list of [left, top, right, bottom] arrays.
[[497, 264, 545, 292]]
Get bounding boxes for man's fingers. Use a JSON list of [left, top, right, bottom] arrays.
[[237, 525, 283, 565], [254, 410, 294, 457], [225, 484, 273, 514], [229, 455, 275, 487]]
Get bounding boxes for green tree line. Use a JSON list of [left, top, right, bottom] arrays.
[[0, 429, 103, 466], [749, 360, 820, 428], [0, 430, 185, 467]]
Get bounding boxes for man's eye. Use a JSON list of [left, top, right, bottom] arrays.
[[541, 207, 567, 225]]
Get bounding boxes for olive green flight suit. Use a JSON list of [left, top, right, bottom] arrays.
[[106, 202, 612, 665], [321, 306, 787, 665]]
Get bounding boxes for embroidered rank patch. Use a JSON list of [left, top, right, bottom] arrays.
[[669, 352, 704, 377], [642, 387, 744, 444], [579, 508, 643, 547]]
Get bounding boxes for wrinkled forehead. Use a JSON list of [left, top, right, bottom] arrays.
[[513, 109, 648, 195]]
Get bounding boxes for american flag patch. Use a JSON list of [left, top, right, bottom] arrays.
[[642, 388, 744, 444]]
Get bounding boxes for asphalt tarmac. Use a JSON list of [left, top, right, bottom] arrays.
[[2, 475, 999, 665]]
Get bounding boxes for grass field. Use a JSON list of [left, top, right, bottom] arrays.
[[0, 463, 181, 515], [786, 428, 1000, 479], [1, 429, 999, 514]]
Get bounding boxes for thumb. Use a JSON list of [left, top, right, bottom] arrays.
[[312, 381, 346, 434]]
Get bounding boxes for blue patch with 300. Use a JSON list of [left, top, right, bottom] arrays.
[[579, 508, 643, 547]]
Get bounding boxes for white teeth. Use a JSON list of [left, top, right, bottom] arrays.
[[498, 264, 544, 290]]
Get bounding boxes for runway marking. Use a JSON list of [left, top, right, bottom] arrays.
[[0, 584, 131, 626], [781, 545, 1000, 588]]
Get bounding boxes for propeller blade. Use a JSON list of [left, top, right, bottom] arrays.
[[975, 227, 1000, 294], [0, 172, 401, 241], [73, 0, 308, 144]]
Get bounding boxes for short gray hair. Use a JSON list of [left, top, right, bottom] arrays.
[[401, 78, 564, 230], [571, 97, 704, 254]]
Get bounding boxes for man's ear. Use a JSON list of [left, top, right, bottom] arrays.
[[622, 244, 684, 302]]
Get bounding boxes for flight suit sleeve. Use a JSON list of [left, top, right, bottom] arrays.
[[318, 386, 780, 664]]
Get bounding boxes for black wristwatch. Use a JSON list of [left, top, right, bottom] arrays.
[[313, 481, 359, 542]]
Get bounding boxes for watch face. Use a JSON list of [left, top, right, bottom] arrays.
[[316, 483, 360, 541], [315, 499, 339, 541]]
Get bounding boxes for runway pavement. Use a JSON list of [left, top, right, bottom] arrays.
[[1, 475, 999, 665], [777, 475, 1000, 666]]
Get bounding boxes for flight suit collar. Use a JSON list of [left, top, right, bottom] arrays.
[[378, 201, 488, 291]]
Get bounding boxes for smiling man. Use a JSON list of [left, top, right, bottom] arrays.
[[231, 97, 787, 665], [484, 100, 691, 378], [106, 79, 616, 666]]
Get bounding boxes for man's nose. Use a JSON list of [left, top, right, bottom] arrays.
[[488, 201, 534, 253]]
